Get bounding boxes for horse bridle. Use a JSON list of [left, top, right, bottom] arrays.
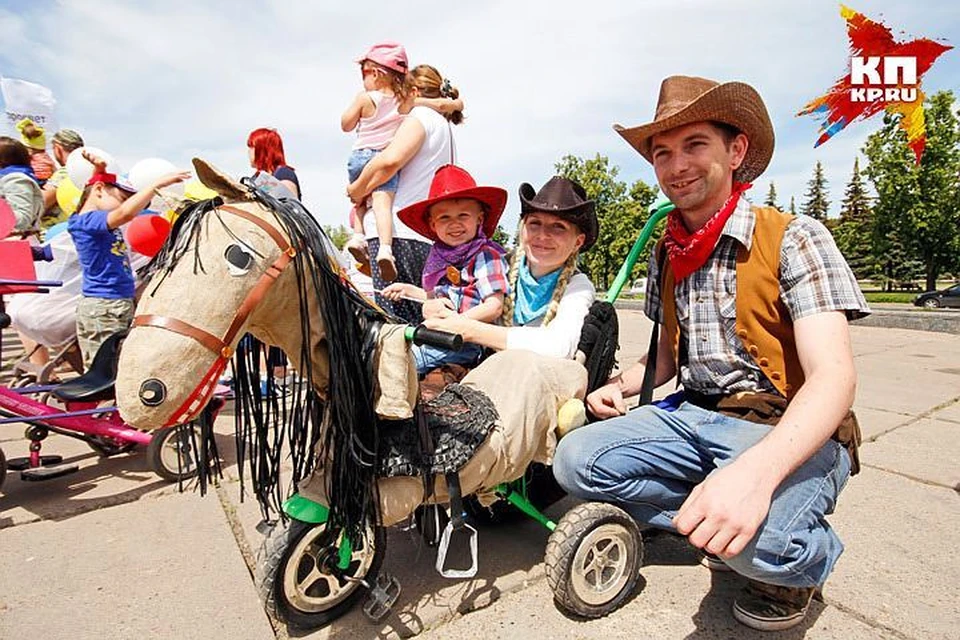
[[131, 205, 297, 427]]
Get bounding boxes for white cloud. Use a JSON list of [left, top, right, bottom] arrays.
[[1, 0, 956, 231]]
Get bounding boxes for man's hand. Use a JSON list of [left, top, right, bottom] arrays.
[[673, 457, 777, 558], [586, 380, 628, 418]]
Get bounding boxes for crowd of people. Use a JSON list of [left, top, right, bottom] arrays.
[[0, 38, 871, 631]]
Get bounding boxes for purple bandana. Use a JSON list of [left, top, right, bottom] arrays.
[[422, 228, 505, 292]]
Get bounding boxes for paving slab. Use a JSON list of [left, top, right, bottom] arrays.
[[860, 417, 959, 488], [850, 406, 915, 442], [418, 532, 894, 640], [930, 401, 960, 424], [827, 467, 960, 640], [0, 491, 275, 640]]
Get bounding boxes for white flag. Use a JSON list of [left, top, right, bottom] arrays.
[[0, 77, 57, 136]]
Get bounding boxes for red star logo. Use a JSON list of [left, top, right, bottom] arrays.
[[798, 4, 951, 163]]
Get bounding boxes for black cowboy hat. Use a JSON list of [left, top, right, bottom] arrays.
[[518, 176, 598, 251]]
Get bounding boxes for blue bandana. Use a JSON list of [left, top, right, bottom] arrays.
[[513, 256, 562, 325]]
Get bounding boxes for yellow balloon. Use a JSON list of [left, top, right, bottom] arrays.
[[183, 180, 218, 201], [56, 177, 82, 215], [162, 209, 179, 224]]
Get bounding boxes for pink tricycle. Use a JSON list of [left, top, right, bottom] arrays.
[[0, 226, 216, 490]]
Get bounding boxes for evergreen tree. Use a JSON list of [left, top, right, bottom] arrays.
[[764, 181, 779, 209], [833, 158, 874, 279], [800, 161, 830, 220], [789, 196, 796, 215]]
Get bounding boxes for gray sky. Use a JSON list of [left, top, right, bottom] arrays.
[[2, 0, 957, 231]]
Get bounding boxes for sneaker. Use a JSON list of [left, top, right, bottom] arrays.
[[376, 245, 397, 282], [700, 552, 732, 572], [345, 234, 370, 269], [733, 579, 817, 631]]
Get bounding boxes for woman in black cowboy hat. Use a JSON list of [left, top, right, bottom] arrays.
[[423, 175, 598, 359]]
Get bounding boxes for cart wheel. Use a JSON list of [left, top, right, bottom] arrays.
[[146, 423, 200, 482], [86, 436, 138, 457], [256, 519, 385, 630], [545, 502, 643, 618]]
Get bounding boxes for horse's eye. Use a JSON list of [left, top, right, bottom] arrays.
[[224, 244, 254, 275]]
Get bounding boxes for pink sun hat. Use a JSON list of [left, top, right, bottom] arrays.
[[356, 41, 409, 74]]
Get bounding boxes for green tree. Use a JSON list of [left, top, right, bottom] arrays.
[[788, 196, 797, 215], [863, 91, 960, 291], [764, 181, 779, 209], [554, 154, 658, 289], [800, 161, 830, 221], [491, 224, 512, 248], [323, 224, 351, 250], [833, 158, 874, 279]]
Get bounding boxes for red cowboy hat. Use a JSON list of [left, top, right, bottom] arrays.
[[397, 164, 507, 242]]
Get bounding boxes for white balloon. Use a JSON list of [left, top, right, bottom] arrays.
[[65, 147, 120, 188], [129, 157, 186, 199]]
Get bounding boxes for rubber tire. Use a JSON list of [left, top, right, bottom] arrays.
[[256, 519, 385, 630], [0, 446, 6, 492], [146, 424, 200, 482], [545, 502, 644, 618], [923, 298, 941, 308]]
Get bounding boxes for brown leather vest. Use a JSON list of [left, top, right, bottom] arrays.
[[660, 206, 803, 399]]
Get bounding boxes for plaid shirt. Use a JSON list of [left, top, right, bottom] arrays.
[[434, 247, 510, 314], [645, 198, 870, 395]]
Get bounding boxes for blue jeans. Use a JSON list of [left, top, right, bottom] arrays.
[[413, 343, 483, 374], [347, 148, 399, 192], [553, 402, 851, 588]]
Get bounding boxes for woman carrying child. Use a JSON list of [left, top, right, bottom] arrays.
[[342, 44, 461, 282], [381, 164, 509, 373]]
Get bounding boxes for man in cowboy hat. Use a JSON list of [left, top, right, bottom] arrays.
[[553, 76, 869, 631]]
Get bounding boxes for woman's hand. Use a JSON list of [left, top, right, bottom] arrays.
[[381, 282, 422, 302], [346, 182, 366, 205]]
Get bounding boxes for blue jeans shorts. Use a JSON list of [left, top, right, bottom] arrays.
[[348, 148, 399, 193]]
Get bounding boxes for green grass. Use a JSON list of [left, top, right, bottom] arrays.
[[862, 292, 916, 304]]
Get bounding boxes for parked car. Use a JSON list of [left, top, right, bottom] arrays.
[[913, 283, 960, 308]]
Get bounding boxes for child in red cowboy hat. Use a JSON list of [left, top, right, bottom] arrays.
[[341, 41, 463, 282], [68, 151, 189, 367], [385, 164, 509, 373]]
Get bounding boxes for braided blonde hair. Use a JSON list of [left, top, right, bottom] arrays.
[[501, 239, 579, 328]]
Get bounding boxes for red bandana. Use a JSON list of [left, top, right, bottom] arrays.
[[663, 182, 752, 281]]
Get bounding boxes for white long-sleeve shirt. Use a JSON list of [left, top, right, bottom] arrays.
[[504, 273, 596, 359]]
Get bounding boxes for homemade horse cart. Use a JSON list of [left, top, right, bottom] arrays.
[[114, 159, 672, 629]]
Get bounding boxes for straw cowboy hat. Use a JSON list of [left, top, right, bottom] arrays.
[[397, 164, 507, 242], [519, 176, 598, 251], [613, 75, 775, 183]]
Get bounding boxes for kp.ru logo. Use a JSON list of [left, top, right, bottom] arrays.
[[849, 56, 917, 103], [798, 5, 951, 163]]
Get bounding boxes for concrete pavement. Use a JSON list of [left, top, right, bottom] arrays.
[[1, 312, 957, 639]]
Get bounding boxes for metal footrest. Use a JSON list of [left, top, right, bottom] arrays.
[[7, 455, 63, 471], [362, 572, 401, 622], [435, 519, 479, 579], [21, 464, 79, 481]]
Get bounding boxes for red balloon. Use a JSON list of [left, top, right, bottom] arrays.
[[125, 214, 171, 257]]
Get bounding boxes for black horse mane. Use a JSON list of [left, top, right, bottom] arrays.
[[147, 186, 391, 545]]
